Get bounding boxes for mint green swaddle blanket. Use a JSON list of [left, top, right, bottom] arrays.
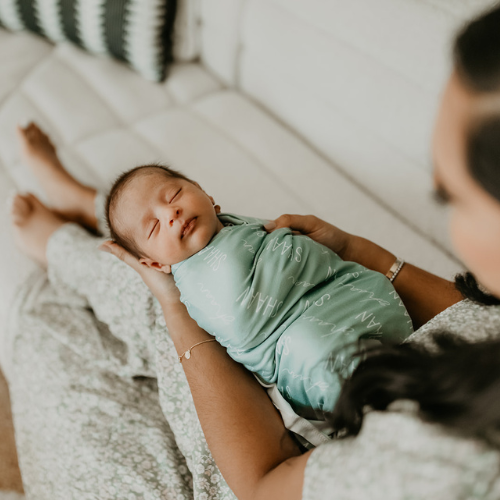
[[171, 213, 413, 420]]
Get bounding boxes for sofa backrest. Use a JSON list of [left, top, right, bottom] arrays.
[[199, 0, 496, 253]]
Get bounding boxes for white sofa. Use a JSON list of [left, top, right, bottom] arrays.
[[0, 0, 495, 373]]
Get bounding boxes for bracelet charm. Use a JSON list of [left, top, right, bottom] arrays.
[[179, 339, 217, 363]]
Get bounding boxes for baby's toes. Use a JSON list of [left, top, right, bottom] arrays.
[[17, 123, 55, 158], [16, 124, 29, 144], [12, 193, 31, 213], [26, 193, 46, 210], [29, 123, 45, 140], [16, 123, 37, 148], [11, 194, 33, 225], [28, 125, 54, 150]]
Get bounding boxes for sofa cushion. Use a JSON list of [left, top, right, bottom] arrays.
[[0, 0, 177, 82], [0, 30, 51, 108]]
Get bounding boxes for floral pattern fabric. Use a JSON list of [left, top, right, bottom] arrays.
[[8, 222, 235, 500]]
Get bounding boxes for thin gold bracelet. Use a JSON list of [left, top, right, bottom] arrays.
[[178, 339, 217, 363]]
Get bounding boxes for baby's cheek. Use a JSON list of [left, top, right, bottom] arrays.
[[187, 229, 208, 257]]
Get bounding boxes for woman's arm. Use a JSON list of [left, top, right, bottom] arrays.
[[345, 235, 463, 329], [163, 300, 311, 500], [101, 242, 312, 500], [266, 215, 463, 329]]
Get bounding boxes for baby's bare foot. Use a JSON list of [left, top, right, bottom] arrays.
[[17, 122, 98, 231], [10, 193, 67, 267]]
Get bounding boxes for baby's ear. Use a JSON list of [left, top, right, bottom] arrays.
[[139, 257, 154, 268], [208, 195, 221, 214], [139, 258, 170, 273]]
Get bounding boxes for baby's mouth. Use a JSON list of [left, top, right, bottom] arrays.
[[181, 217, 197, 238]]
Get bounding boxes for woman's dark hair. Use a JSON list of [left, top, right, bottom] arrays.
[[455, 272, 500, 306], [329, 335, 500, 444], [331, 4, 500, 443], [455, 5, 500, 202]]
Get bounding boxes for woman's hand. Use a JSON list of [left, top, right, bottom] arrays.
[[265, 214, 354, 259], [264, 214, 465, 330], [99, 241, 180, 305]]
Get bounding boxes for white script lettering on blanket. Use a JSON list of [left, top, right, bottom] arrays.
[[264, 235, 303, 262], [197, 245, 227, 271], [236, 287, 284, 318]]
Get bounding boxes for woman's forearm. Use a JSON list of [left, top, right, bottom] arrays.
[[160, 300, 306, 500], [345, 236, 463, 329]]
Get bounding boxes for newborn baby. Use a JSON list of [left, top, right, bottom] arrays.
[[107, 164, 413, 427]]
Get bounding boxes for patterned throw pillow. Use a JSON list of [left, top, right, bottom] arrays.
[[0, 0, 177, 82]]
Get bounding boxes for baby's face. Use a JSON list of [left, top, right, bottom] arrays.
[[115, 172, 222, 272]]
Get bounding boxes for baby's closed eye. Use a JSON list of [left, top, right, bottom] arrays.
[[149, 220, 159, 238], [170, 188, 181, 202]]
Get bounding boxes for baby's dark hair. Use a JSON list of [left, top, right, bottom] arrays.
[[105, 163, 195, 258]]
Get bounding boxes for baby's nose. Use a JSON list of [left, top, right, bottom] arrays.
[[168, 208, 181, 227]]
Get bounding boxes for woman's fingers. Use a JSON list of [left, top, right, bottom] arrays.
[[264, 214, 318, 235], [99, 241, 178, 301], [264, 213, 352, 257], [99, 241, 142, 271], [264, 214, 297, 232]]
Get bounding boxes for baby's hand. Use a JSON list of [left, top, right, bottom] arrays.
[[100, 241, 181, 304]]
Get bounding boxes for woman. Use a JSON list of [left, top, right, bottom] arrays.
[[102, 4, 500, 497], [8, 4, 500, 499]]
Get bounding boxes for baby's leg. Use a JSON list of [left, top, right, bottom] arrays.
[[276, 320, 349, 420], [17, 122, 98, 231]]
